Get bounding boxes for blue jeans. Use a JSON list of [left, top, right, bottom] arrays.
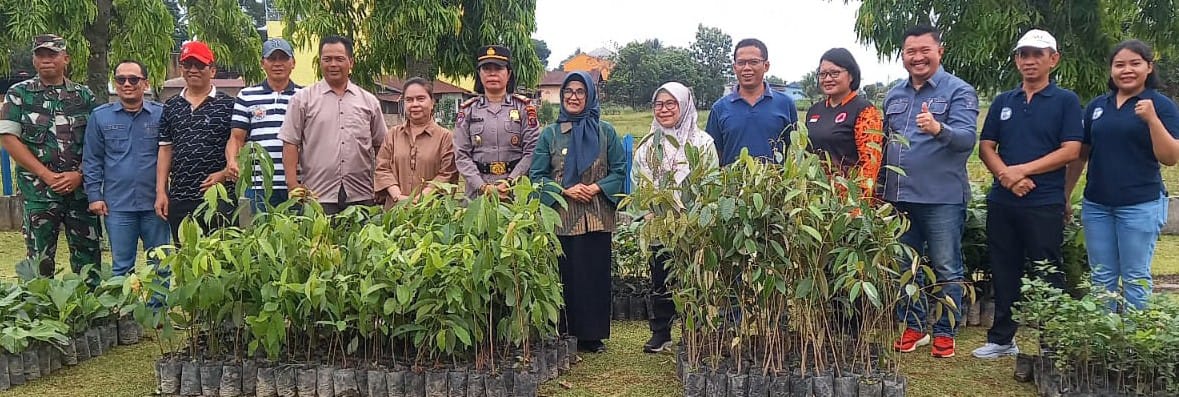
[[1082, 194, 1168, 310], [893, 202, 966, 337], [244, 188, 289, 213], [105, 210, 171, 276]]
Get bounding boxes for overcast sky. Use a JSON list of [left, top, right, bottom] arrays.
[[535, 0, 907, 85]]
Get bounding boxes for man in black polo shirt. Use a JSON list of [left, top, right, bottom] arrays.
[[155, 41, 236, 243], [973, 29, 1082, 359]]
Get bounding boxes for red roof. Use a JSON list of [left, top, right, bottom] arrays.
[[380, 77, 472, 95]]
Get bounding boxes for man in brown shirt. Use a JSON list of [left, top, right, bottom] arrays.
[[375, 78, 457, 207], [279, 35, 387, 215]]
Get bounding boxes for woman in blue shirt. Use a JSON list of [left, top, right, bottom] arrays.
[[1065, 40, 1179, 309]]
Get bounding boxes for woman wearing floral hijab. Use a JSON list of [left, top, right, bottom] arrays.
[[632, 82, 718, 353], [530, 71, 627, 353]]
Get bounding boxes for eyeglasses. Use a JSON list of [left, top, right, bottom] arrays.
[[180, 61, 209, 71], [652, 100, 678, 111], [818, 70, 845, 80], [114, 75, 144, 85], [735, 59, 766, 68], [562, 88, 587, 99]]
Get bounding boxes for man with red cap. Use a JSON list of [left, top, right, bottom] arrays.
[[155, 40, 236, 243]]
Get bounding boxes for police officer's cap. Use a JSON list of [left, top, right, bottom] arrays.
[[477, 45, 511, 68]]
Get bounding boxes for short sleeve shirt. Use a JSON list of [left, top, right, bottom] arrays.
[[980, 83, 1084, 206], [159, 88, 235, 201], [705, 83, 798, 166], [1082, 89, 1179, 206]]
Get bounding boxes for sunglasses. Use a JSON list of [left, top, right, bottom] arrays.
[[180, 61, 210, 71], [114, 76, 144, 85]]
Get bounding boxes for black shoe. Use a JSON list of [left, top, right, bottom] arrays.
[[643, 333, 673, 353], [578, 340, 607, 353]]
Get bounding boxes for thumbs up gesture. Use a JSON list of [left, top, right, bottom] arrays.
[[916, 101, 942, 135]]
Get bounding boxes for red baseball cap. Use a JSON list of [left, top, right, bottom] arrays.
[[179, 41, 215, 64]]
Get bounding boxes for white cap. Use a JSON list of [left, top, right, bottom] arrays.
[[1014, 29, 1057, 52]]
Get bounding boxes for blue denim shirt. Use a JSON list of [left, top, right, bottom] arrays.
[[82, 101, 163, 212], [879, 68, 979, 205]]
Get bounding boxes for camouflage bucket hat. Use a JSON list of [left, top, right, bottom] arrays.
[[33, 34, 66, 52]]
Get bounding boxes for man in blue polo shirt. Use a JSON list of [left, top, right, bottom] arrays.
[[82, 60, 170, 276], [705, 38, 797, 166], [882, 25, 979, 359], [973, 29, 1082, 359]]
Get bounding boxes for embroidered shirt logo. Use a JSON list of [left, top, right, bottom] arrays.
[[1000, 107, 1012, 121]]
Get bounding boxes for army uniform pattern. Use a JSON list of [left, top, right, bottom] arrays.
[[452, 94, 540, 198], [0, 78, 101, 277]]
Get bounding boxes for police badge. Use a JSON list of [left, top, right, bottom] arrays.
[[509, 109, 521, 122]]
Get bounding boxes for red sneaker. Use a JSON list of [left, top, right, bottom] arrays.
[[892, 328, 930, 353], [931, 336, 956, 358]]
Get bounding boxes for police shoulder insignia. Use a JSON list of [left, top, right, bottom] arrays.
[[512, 93, 532, 105], [460, 97, 479, 109], [525, 104, 538, 128]]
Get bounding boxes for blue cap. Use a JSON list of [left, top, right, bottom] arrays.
[[262, 38, 294, 58]]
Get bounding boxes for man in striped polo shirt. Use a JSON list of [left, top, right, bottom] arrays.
[[227, 38, 301, 211]]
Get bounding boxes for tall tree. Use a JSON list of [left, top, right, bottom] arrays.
[[532, 38, 551, 68], [606, 39, 701, 109], [797, 70, 820, 101], [0, 0, 262, 103], [275, 0, 543, 88], [1159, 56, 1179, 99], [239, 0, 267, 28], [861, 81, 887, 102], [690, 24, 733, 108], [850, 0, 1179, 99]]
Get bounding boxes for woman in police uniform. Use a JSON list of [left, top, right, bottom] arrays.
[[453, 45, 540, 200]]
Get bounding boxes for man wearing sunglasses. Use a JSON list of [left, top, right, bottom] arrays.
[[82, 60, 170, 276], [156, 40, 236, 243], [0, 34, 101, 280]]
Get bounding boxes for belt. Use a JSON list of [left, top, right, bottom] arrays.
[[476, 159, 521, 176]]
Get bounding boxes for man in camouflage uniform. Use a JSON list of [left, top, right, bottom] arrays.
[[454, 45, 540, 200], [0, 34, 100, 279]]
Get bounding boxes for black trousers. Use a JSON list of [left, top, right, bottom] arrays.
[[557, 232, 612, 341], [986, 201, 1067, 345], [648, 248, 676, 337], [321, 200, 374, 216], [167, 199, 236, 245], [321, 186, 374, 215]]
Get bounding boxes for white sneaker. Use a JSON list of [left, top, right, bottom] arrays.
[[972, 342, 1019, 359]]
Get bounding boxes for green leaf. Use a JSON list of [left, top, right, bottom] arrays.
[[800, 225, 822, 241]]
